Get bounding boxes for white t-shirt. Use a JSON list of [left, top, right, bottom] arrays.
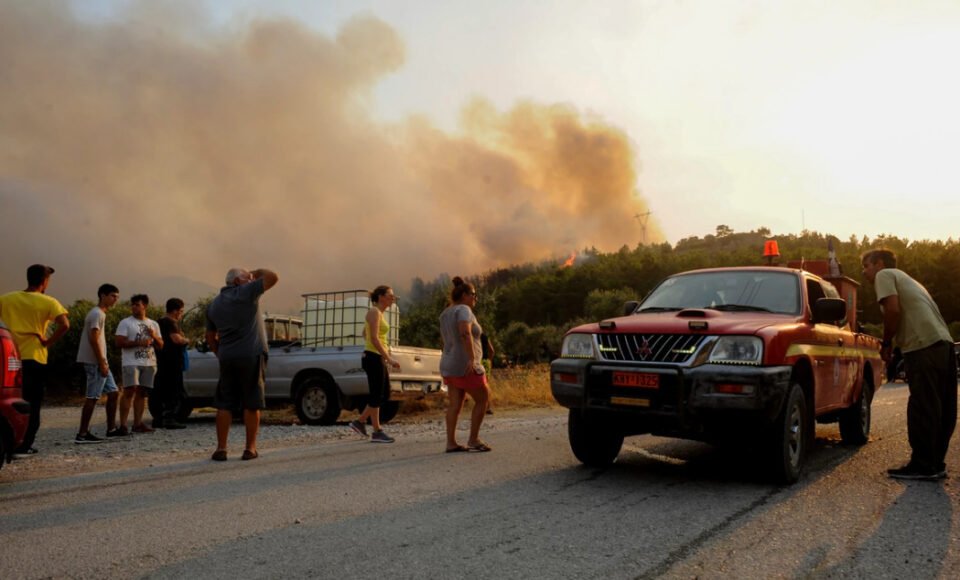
[[115, 316, 160, 367]]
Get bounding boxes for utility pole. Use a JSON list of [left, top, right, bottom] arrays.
[[634, 211, 652, 245]]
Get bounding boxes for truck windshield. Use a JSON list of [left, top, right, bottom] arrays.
[[639, 271, 801, 315]]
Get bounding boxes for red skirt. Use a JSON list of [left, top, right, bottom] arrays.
[[444, 373, 488, 391]]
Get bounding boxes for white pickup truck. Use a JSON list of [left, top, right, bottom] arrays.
[[180, 290, 444, 425]]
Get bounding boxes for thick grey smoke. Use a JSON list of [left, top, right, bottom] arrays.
[[0, 1, 661, 311]]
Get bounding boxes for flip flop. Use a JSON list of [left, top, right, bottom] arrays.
[[446, 445, 469, 453], [467, 442, 492, 452]]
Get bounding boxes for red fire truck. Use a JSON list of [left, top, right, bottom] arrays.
[[550, 255, 883, 484]]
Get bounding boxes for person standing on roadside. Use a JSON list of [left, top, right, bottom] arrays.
[[0, 264, 70, 455], [348, 285, 400, 444], [439, 277, 491, 453], [114, 294, 163, 435], [155, 298, 190, 429], [206, 268, 278, 461], [862, 249, 957, 480], [75, 284, 122, 444]]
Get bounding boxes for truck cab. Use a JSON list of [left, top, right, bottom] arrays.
[[551, 265, 883, 484]]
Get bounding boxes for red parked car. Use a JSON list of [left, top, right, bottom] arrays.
[[0, 321, 29, 470]]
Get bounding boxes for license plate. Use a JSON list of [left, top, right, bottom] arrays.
[[612, 371, 660, 388]]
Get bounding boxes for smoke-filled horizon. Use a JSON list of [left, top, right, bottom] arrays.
[[0, 1, 661, 311]]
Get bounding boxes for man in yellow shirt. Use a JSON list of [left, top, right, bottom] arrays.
[[0, 265, 70, 455], [862, 249, 957, 480]]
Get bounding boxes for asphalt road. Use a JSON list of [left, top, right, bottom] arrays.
[[2, 382, 959, 579]]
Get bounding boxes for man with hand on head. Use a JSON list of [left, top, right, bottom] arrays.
[[206, 267, 278, 462]]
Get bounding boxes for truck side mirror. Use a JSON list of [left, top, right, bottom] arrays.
[[623, 301, 640, 316], [813, 298, 846, 324]]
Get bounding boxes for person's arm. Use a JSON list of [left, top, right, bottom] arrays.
[[251, 268, 279, 291], [115, 321, 136, 348], [879, 295, 901, 363], [41, 313, 70, 347], [366, 308, 399, 369], [205, 330, 220, 356], [149, 322, 164, 350], [89, 326, 109, 377], [169, 327, 190, 346], [458, 319, 477, 374]]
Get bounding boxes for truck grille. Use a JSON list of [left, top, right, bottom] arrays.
[[597, 334, 707, 364]]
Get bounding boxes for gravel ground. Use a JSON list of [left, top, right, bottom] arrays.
[[1, 404, 556, 481]]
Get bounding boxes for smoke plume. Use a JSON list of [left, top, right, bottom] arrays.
[[0, 1, 661, 311]]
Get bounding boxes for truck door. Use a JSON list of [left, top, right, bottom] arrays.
[[807, 278, 848, 411]]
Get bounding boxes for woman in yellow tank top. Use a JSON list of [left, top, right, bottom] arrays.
[[349, 285, 401, 443]]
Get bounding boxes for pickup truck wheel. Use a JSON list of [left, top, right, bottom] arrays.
[[770, 384, 808, 484], [295, 377, 341, 426], [839, 380, 872, 445], [568, 409, 624, 468], [377, 401, 400, 424]]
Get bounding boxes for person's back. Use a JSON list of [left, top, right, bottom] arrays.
[[206, 278, 267, 360], [874, 268, 951, 353]]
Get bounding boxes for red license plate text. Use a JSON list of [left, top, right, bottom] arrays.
[[612, 372, 660, 388]]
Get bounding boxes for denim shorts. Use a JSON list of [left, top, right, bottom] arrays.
[[84, 363, 119, 399], [122, 365, 156, 389]]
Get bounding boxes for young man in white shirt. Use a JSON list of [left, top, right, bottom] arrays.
[[114, 294, 163, 435]]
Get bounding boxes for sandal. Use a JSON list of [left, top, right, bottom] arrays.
[[211, 449, 228, 462], [446, 445, 469, 453], [467, 442, 492, 452], [242, 449, 259, 461]]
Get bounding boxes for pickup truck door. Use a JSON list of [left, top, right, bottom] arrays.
[[807, 279, 849, 411]]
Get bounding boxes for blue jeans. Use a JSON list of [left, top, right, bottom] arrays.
[[83, 363, 119, 399]]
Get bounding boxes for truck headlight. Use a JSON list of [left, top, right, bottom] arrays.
[[561, 334, 596, 359], [708, 336, 762, 365]]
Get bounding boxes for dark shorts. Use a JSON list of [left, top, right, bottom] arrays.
[[214, 354, 266, 411], [361, 351, 390, 409]]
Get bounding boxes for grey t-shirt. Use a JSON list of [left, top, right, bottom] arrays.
[[76, 307, 107, 365], [439, 304, 482, 377], [206, 278, 268, 360], [875, 268, 952, 353]]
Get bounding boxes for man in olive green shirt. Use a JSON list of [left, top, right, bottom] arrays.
[[862, 249, 956, 480]]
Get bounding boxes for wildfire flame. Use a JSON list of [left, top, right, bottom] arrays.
[[562, 252, 576, 268]]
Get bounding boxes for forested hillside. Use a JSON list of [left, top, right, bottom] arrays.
[[399, 227, 960, 364]]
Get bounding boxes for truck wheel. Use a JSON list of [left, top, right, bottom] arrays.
[[568, 409, 624, 468], [770, 384, 808, 484], [378, 401, 401, 424], [839, 380, 872, 445], [295, 376, 341, 426]]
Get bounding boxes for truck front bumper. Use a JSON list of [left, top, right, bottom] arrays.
[[551, 359, 793, 435]]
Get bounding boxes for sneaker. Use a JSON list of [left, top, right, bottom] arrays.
[[106, 426, 130, 437], [163, 421, 187, 430], [370, 430, 395, 444], [132, 424, 155, 433], [887, 463, 947, 480], [75, 432, 105, 444], [349, 420, 368, 437], [13, 447, 38, 457]]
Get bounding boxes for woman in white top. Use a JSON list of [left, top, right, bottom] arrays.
[[439, 277, 491, 452]]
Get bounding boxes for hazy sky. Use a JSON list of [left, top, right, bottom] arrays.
[[2, 0, 958, 311]]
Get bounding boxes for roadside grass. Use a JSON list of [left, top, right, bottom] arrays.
[[47, 363, 558, 426]]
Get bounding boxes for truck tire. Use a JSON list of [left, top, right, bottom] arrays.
[[378, 401, 401, 424], [295, 376, 341, 426], [839, 380, 872, 445], [769, 383, 808, 484], [568, 409, 624, 468]]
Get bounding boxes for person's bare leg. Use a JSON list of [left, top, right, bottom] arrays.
[[133, 389, 146, 427], [244, 409, 260, 452], [215, 409, 232, 451], [79, 398, 98, 434], [467, 386, 489, 446], [105, 392, 119, 431], [119, 387, 133, 429], [446, 388, 466, 449]]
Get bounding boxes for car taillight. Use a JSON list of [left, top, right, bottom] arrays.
[[1, 334, 23, 389]]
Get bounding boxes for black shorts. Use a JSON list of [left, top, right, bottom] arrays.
[[361, 351, 390, 409], [214, 354, 266, 411]]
